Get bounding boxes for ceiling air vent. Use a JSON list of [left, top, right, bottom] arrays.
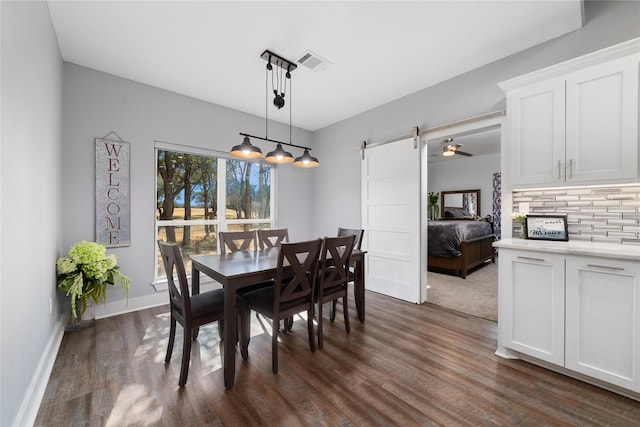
[[297, 50, 331, 72]]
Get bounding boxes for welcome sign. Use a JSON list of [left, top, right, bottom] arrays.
[[95, 137, 130, 247]]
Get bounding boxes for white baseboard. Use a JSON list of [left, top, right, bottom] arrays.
[[94, 291, 168, 319], [13, 316, 65, 427]]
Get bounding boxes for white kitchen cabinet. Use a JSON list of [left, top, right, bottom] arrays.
[[565, 257, 640, 392], [505, 53, 639, 188], [500, 249, 565, 365], [495, 239, 640, 397]]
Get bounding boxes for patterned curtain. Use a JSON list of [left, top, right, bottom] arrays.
[[492, 172, 501, 242]]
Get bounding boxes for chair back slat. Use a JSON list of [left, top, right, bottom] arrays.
[[274, 239, 322, 306], [337, 227, 364, 250], [319, 235, 355, 292], [219, 230, 257, 254], [257, 228, 289, 250], [157, 240, 191, 318]]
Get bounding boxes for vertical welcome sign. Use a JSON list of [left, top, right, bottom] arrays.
[[95, 137, 130, 247]]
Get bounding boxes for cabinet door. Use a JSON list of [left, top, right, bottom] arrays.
[[500, 250, 565, 365], [565, 55, 639, 183], [507, 79, 565, 187], [565, 257, 640, 392]]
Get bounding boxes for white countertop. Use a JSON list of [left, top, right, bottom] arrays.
[[493, 238, 640, 262]]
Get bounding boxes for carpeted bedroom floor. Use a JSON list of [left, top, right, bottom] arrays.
[[426, 256, 498, 322]]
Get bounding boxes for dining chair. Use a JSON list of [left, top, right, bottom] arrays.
[[218, 230, 275, 325], [316, 234, 355, 348], [157, 240, 249, 387], [331, 227, 364, 322], [241, 238, 322, 373], [257, 228, 289, 250], [219, 230, 258, 254], [337, 227, 364, 251]]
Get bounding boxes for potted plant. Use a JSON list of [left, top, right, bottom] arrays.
[[428, 192, 440, 220], [511, 212, 528, 238], [56, 241, 131, 328]]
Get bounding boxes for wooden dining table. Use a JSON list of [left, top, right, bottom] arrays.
[[190, 247, 366, 389]]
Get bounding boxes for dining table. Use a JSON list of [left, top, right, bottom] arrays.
[[190, 247, 367, 389]]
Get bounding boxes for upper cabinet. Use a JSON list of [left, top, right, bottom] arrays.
[[500, 39, 640, 188]]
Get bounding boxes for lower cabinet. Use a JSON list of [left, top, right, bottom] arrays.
[[500, 250, 565, 365], [500, 248, 640, 394], [565, 257, 640, 392]]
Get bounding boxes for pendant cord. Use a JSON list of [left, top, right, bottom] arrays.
[[265, 65, 269, 139], [289, 75, 292, 143]]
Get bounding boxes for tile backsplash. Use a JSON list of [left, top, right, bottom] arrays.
[[512, 184, 640, 243]]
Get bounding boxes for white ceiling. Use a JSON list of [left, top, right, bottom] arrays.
[[47, 1, 583, 131]]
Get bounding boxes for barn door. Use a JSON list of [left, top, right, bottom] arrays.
[[361, 135, 425, 303]]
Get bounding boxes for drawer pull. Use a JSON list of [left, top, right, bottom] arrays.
[[517, 256, 545, 262], [587, 264, 624, 271]]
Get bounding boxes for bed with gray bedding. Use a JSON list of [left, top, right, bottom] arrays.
[[427, 219, 495, 279]]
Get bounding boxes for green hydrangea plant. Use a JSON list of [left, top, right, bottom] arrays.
[[57, 241, 131, 319]]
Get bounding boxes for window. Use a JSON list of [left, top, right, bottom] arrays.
[[156, 146, 274, 280]]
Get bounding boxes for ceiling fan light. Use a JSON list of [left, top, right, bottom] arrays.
[[293, 149, 319, 168], [231, 136, 264, 159], [265, 143, 294, 163], [442, 145, 455, 156]]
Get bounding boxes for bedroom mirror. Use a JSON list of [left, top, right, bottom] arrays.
[[440, 189, 481, 218]]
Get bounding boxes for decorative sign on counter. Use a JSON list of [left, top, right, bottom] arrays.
[[95, 134, 130, 247], [525, 215, 568, 241]]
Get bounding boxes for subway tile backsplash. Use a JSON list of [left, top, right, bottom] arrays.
[[512, 185, 640, 244]]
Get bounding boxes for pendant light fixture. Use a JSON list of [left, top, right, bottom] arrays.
[[233, 50, 319, 168], [293, 149, 320, 168]]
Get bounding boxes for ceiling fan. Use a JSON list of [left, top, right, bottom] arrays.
[[442, 138, 472, 157]]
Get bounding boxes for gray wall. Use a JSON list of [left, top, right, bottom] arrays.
[[310, 1, 640, 238], [428, 153, 501, 219], [1, 2, 63, 426]]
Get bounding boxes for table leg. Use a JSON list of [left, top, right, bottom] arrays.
[[223, 281, 236, 389], [355, 255, 365, 322]]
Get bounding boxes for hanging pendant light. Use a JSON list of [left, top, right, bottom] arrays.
[[235, 49, 320, 168], [293, 149, 320, 168], [230, 136, 264, 159], [265, 143, 294, 163]]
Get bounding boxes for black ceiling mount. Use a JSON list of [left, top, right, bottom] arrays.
[[260, 50, 297, 73]]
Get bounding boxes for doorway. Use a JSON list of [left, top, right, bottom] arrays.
[[423, 116, 503, 321]]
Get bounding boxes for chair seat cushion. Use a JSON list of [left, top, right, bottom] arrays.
[[242, 285, 308, 318], [319, 284, 346, 298], [190, 288, 245, 320], [236, 279, 276, 296]]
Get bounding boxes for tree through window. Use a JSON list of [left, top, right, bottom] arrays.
[[156, 148, 273, 279]]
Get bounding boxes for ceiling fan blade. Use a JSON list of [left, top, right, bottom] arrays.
[[455, 150, 473, 157]]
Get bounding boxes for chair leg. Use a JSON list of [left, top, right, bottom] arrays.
[[218, 320, 224, 340], [179, 327, 192, 387], [317, 301, 324, 349], [307, 308, 316, 353], [330, 300, 337, 322], [165, 316, 176, 363], [343, 294, 351, 333], [272, 318, 279, 374]]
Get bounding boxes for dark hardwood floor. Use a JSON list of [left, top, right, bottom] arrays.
[[36, 291, 640, 426]]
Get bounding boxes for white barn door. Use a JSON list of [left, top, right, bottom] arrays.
[[361, 136, 425, 303]]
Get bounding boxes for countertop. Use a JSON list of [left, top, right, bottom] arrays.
[[493, 238, 640, 262]]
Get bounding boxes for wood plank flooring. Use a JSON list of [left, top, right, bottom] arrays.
[[35, 291, 640, 426]]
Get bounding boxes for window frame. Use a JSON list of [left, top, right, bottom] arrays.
[[153, 141, 277, 287]]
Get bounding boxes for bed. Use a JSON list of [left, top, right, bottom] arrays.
[[427, 216, 495, 279]]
